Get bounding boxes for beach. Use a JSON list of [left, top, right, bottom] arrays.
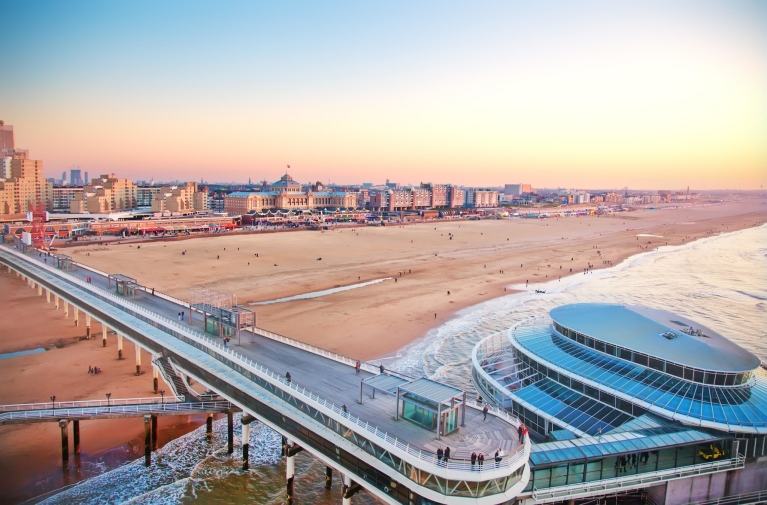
[[67, 200, 767, 361]]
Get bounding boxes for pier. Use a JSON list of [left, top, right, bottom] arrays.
[[0, 243, 531, 505]]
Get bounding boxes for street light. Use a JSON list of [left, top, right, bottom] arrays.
[[159, 390, 165, 404], [50, 395, 56, 414], [106, 392, 111, 411]]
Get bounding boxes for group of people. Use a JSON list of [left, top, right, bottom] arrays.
[[87, 365, 102, 374], [85, 276, 93, 283], [517, 423, 529, 444], [614, 452, 650, 474], [436, 446, 451, 465], [177, 311, 185, 320]]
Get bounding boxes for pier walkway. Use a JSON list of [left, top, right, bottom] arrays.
[[0, 243, 531, 504]]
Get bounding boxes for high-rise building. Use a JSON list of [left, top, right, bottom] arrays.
[[0, 121, 14, 151], [84, 171, 89, 185], [70, 173, 137, 213], [61, 171, 67, 184], [151, 182, 208, 213], [70, 169, 83, 186]]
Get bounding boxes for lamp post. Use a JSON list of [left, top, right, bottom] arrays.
[[159, 390, 165, 404], [50, 395, 56, 414], [106, 392, 111, 412]]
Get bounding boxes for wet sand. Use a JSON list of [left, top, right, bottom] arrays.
[[0, 273, 210, 503], [68, 200, 767, 362]]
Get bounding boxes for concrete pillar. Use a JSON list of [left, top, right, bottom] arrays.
[[102, 323, 108, 347], [46, 289, 51, 303], [73, 420, 81, 455], [342, 474, 352, 505], [152, 414, 158, 451], [153, 366, 159, 393], [55, 295, 60, 309], [135, 344, 142, 375], [64, 301, 69, 318], [85, 314, 91, 338], [286, 439, 295, 505], [73, 307, 79, 326], [143, 415, 152, 466], [59, 420, 70, 471], [241, 421, 251, 471], [117, 334, 123, 360], [227, 410, 234, 454], [206, 413, 213, 439], [38, 285, 42, 296], [325, 466, 333, 490]]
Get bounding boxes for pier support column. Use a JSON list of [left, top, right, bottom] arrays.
[[342, 474, 361, 505], [342, 474, 351, 504], [46, 289, 51, 303], [73, 307, 79, 327], [117, 334, 123, 360], [55, 295, 59, 310], [153, 367, 159, 393], [38, 285, 42, 296], [143, 415, 152, 466], [152, 414, 158, 451], [206, 414, 213, 439], [227, 410, 234, 454], [73, 420, 80, 455], [102, 323, 108, 347], [85, 314, 91, 338], [286, 439, 295, 505], [241, 421, 251, 471], [325, 467, 333, 490], [135, 344, 142, 375], [64, 301, 69, 318], [59, 420, 69, 471]]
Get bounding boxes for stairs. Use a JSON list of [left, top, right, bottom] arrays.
[[155, 357, 192, 401]]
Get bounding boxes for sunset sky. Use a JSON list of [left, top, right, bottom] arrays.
[[2, 1, 765, 189]]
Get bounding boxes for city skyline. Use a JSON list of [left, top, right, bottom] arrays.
[[2, 1, 766, 190]]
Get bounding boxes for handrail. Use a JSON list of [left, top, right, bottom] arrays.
[[152, 357, 186, 399], [0, 396, 184, 412], [0, 401, 232, 422], [0, 246, 530, 476], [675, 489, 767, 505]]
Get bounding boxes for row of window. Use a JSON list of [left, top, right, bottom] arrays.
[[516, 351, 648, 418], [552, 322, 752, 387]]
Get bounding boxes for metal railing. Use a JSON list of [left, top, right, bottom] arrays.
[[0, 400, 232, 422], [1, 246, 530, 477], [532, 454, 746, 501], [676, 490, 767, 505], [0, 396, 184, 412]]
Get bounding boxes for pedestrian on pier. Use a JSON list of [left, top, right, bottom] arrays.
[[379, 364, 385, 374], [521, 426, 529, 444], [495, 448, 503, 467], [285, 372, 292, 383], [482, 404, 489, 421], [478, 453, 484, 468], [437, 446, 444, 464], [444, 446, 450, 464], [517, 424, 524, 443], [355, 360, 361, 375], [471, 452, 477, 468]]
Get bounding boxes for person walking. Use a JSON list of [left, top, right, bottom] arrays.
[[495, 448, 503, 468], [471, 452, 477, 469], [379, 364, 385, 374], [517, 424, 524, 443], [437, 446, 444, 464], [285, 372, 292, 383], [482, 404, 489, 421], [355, 360, 361, 375], [444, 446, 450, 465], [521, 425, 529, 444], [478, 453, 484, 468]]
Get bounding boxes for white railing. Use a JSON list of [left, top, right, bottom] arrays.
[[532, 454, 745, 501], [0, 400, 232, 422], [0, 396, 184, 412], [1, 246, 530, 477]]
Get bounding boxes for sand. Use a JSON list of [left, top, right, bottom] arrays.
[[0, 273, 210, 503], [66, 200, 767, 362]]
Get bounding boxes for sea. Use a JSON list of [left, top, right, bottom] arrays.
[[40, 225, 766, 505]]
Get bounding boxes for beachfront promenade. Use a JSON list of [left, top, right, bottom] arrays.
[[0, 243, 531, 505]]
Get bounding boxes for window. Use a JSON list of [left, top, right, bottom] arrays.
[[649, 357, 665, 372]]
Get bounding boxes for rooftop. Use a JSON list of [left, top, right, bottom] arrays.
[[550, 304, 760, 373]]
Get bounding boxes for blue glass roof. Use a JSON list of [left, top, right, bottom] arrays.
[[511, 325, 767, 434], [550, 304, 760, 373], [512, 378, 633, 436], [530, 415, 725, 466]]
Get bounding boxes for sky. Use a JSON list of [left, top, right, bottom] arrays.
[[1, 1, 765, 190]]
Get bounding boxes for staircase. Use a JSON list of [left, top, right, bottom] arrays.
[[155, 357, 192, 401]]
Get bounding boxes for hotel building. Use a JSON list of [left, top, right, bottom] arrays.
[[69, 173, 138, 213], [473, 303, 767, 504], [224, 173, 357, 214], [0, 123, 53, 214]]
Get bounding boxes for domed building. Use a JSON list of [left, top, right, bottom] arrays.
[[472, 303, 767, 504]]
